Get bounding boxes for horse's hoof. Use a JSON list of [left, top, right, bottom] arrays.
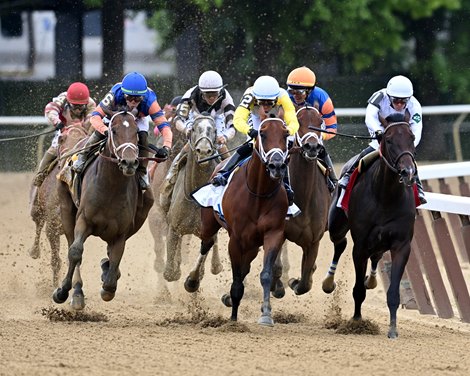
[[364, 275, 377, 289], [272, 280, 285, 299], [70, 293, 85, 310], [52, 288, 68, 304], [322, 278, 336, 294], [258, 315, 274, 327], [221, 293, 232, 307], [288, 278, 299, 290], [28, 245, 40, 259], [163, 268, 181, 282], [100, 288, 115, 302], [184, 276, 200, 293], [211, 263, 224, 275], [388, 329, 399, 339]]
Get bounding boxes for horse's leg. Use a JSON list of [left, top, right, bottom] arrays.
[[70, 261, 85, 310], [259, 232, 284, 326], [280, 241, 290, 286], [28, 187, 43, 259], [148, 205, 170, 296], [210, 235, 224, 275], [352, 246, 368, 321], [387, 244, 411, 339], [365, 255, 380, 290], [322, 202, 349, 294], [52, 225, 90, 304], [270, 249, 285, 299], [289, 241, 319, 295], [45, 222, 62, 287], [185, 208, 221, 292], [101, 238, 126, 301], [163, 228, 182, 282]]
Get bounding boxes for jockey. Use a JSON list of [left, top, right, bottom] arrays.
[[210, 75, 299, 205], [72, 71, 172, 190], [33, 82, 96, 187], [337, 75, 426, 204], [163, 95, 183, 124], [286, 66, 338, 192], [159, 70, 236, 212]]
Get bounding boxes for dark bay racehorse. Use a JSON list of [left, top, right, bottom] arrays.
[[54, 111, 154, 309], [185, 117, 290, 326], [322, 113, 417, 338], [29, 124, 89, 286], [161, 114, 223, 282], [283, 105, 331, 295]]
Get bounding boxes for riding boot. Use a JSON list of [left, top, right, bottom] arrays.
[[415, 174, 427, 205], [211, 151, 242, 186], [160, 143, 189, 213], [283, 173, 295, 206], [338, 146, 374, 189], [72, 130, 104, 173], [137, 131, 150, 190], [322, 151, 337, 193], [33, 149, 57, 187]]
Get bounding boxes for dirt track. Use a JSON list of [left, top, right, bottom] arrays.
[[1, 172, 469, 376]]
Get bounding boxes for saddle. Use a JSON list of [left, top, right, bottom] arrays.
[[357, 150, 380, 173], [57, 144, 102, 208]]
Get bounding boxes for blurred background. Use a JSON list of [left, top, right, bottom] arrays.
[[1, 0, 470, 171]]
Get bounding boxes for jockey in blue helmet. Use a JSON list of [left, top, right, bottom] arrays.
[[72, 71, 173, 190]]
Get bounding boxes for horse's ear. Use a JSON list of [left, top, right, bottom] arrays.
[[378, 115, 388, 128], [102, 106, 116, 118]]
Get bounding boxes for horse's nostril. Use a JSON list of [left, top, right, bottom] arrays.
[[304, 143, 312, 151], [267, 163, 276, 170], [196, 148, 201, 154]]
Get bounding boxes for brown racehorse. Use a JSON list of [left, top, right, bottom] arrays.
[[282, 105, 331, 295], [53, 111, 154, 309], [29, 123, 90, 287], [185, 117, 290, 326], [322, 113, 417, 338]]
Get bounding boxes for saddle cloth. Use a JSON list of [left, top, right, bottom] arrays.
[[191, 168, 300, 220]]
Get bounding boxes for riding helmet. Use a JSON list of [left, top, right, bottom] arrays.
[[286, 66, 316, 89], [252, 76, 280, 100], [386, 75, 413, 98], [198, 71, 223, 92], [122, 72, 148, 96], [66, 82, 90, 105]]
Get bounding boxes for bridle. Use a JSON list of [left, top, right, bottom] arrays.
[[254, 118, 289, 167], [379, 121, 417, 183], [100, 111, 139, 164], [293, 106, 325, 161]]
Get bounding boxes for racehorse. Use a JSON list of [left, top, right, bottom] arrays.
[[53, 111, 154, 309], [282, 105, 331, 295], [185, 117, 290, 326], [29, 123, 89, 286], [322, 113, 417, 338], [159, 113, 223, 282]]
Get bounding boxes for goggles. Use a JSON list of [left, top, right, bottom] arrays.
[[288, 88, 307, 95], [124, 94, 144, 103], [70, 103, 87, 111], [202, 91, 220, 100], [257, 99, 276, 107], [390, 96, 410, 105]]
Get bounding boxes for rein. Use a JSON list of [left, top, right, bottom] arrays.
[[0, 128, 56, 142]]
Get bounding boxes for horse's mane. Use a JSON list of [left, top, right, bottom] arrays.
[[385, 113, 407, 124]]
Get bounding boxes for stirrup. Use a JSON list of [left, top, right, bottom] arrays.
[[211, 174, 227, 187], [72, 159, 85, 173], [327, 178, 336, 193]]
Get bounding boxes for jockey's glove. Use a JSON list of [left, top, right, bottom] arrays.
[[375, 130, 383, 143], [248, 128, 258, 139], [155, 146, 170, 159], [55, 122, 65, 131]]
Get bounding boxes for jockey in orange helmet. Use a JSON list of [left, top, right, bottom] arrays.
[[286, 66, 338, 192], [32, 82, 96, 187]]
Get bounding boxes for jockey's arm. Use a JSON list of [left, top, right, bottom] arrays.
[[149, 101, 173, 149], [90, 107, 109, 135], [319, 97, 337, 141], [365, 103, 383, 136], [44, 92, 67, 128], [233, 105, 251, 135], [279, 92, 299, 136]]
